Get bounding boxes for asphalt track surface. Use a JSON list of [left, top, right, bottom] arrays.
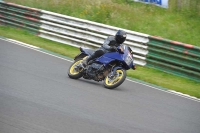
[[0, 39, 200, 133]]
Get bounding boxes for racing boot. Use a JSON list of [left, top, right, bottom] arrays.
[[81, 57, 88, 67], [82, 55, 93, 67], [82, 50, 104, 67]]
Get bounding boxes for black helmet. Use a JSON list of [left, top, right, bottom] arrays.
[[115, 30, 127, 44]]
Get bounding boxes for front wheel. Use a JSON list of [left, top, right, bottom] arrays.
[[68, 59, 84, 79], [103, 69, 126, 89]]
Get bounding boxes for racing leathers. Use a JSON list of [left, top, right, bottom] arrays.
[[82, 36, 122, 66]]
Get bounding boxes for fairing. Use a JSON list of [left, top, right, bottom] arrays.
[[78, 46, 134, 70]]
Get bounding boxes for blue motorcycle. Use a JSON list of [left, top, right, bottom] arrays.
[[68, 45, 136, 89]]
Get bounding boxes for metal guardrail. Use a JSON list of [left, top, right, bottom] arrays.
[[0, 1, 200, 81], [0, 2, 42, 33], [147, 36, 200, 81], [0, 1, 149, 66]]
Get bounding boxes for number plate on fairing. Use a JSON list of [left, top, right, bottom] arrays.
[[125, 54, 133, 66]]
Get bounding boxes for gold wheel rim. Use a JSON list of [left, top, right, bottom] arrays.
[[105, 70, 123, 86], [69, 60, 83, 75]]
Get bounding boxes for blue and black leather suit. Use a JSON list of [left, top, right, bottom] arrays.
[[83, 30, 127, 65]]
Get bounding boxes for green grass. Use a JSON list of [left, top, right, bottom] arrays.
[[5, 0, 200, 46], [1, 26, 199, 98]]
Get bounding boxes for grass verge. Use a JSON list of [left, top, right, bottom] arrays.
[[1, 26, 199, 98]]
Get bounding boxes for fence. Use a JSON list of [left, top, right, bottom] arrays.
[[147, 36, 200, 81], [169, 0, 200, 13], [0, 1, 200, 82]]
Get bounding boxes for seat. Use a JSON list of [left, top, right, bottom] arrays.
[[80, 47, 95, 55]]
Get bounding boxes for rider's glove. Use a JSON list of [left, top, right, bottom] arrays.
[[111, 46, 118, 52]]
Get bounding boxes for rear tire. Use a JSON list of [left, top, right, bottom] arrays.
[[68, 59, 83, 79], [103, 69, 126, 89]]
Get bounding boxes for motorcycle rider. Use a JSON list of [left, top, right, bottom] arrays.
[[82, 30, 127, 67]]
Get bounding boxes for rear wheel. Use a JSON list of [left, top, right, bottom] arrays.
[[68, 59, 84, 79], [103, 69, 126, 89]]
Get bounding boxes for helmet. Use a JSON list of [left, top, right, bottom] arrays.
[[115, 30, 127, 44]]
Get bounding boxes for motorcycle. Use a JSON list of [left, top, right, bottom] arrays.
[[68, 45, 136, 89]]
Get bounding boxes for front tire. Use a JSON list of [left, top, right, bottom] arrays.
[[103, 69, 126, 89], [68, 59, 83, 79]]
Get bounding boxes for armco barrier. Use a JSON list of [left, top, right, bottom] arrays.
[[0, 2, 42, 34], [147, 36, 200, 81], [0, 1, 200, 82], [0, 1, 149, 66]]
